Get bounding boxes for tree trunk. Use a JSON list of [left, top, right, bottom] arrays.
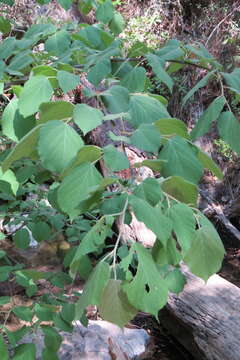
[[159, 266, 240, 360]]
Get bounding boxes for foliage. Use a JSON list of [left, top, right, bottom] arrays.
[[0, 0, 239, 357]]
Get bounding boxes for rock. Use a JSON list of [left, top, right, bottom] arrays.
[[18, 320, 150, 360]]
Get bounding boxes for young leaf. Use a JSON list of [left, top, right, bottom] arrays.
[[38, 120, 83, 173], [147, 53, 173, 92], [123, 243, 168, 317], [159, 136, 203, 184], [57, 71, 79, 94], [103, 145, 130, 172], [184, 226, 225, 281], [75, 261, 110, 319], [130, 195, 172, 246], [18, 76, 53, 117], [73, 104, 104, 135], [38, 101, 74, 124], [1, 126, 40, 172], [161, 176, 198, 206], [0, 16, 11, 34], [99, 279, 138, 327], [129, 94, 169, 128], [217, 111, 240, 155], [182, 70, 216, 107], [133, 159, 166, 172], [58, 162, 103, 217], [130, 123, 161, 153], [154, 118, 189, 139], [191, 96, 226, 140]]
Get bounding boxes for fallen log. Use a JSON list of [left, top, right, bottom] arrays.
[[159, 266, 240, 360]]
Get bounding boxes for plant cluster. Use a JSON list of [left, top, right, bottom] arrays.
[[0, 0, 239, 358]]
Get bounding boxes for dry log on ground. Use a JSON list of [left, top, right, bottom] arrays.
[[159, 266, 240, 360]]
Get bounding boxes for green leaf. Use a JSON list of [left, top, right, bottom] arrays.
[[130, 195, 172, 246], [38, 120, 83, 173], [42, 326, 62, 352], [221, 68, 240, 93], [60, 145, 102, 178], [168, 203, 196, 254], [109, 11, 125, 35], [0, 37, 16, 61], [133, 178, 162, 206], [102, 85, 130, 114], [61, 303, 75, 323], [159, 136, 203, 184], [96, 0, 114, 24], [152, 237, 181, 266], [58, 162, 103, 217], [42, 348, 59, 360], [35, 304, 57, 321], [0, 296, 11, 305], [19, 76, 53, 117], [12, 344, 36, 360], [197, 149, 223, 180], [28, 221, 51, 242], [164, 268, 186, 294], [217, 111, 240, 155], [45, 30, 71, 56], [38, 101, 74, 124], [1, 126, 40, 172], [1, 99, 35, 142], [73, 104, 104, 135], [101, 193, 128, 215], [87, 58, 111, 86], [121, 67, 146, 92], [99, 279, 138, 327], [7, 51, 33, 74], [161, 176, 198, 206], [13, 306, 33, 322], [103, 145, 130, 172], [184, 226, 225, 281], [0, 168, 19, 195], [0, 16, 11, 34], [154, 118, 189, 139], [13, 229, 30, 249], [0, 334, 8, 360], [70, 216, 114, 275], [57, 71, 79, 94], [123, 243, 168, 317], [182, 70, 216, 107], [130, 123, 161, 153], [58, 0, 72, 10], [129, 94, 169, 128], [75, 261, 110, 319], [133, 159, 166, 172], [53, 313, 73, 332], [191, 96, 226, 140], [147, 53, 173, 92]]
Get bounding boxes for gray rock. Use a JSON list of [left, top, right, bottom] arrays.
[[18, 320, 150, 359]]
